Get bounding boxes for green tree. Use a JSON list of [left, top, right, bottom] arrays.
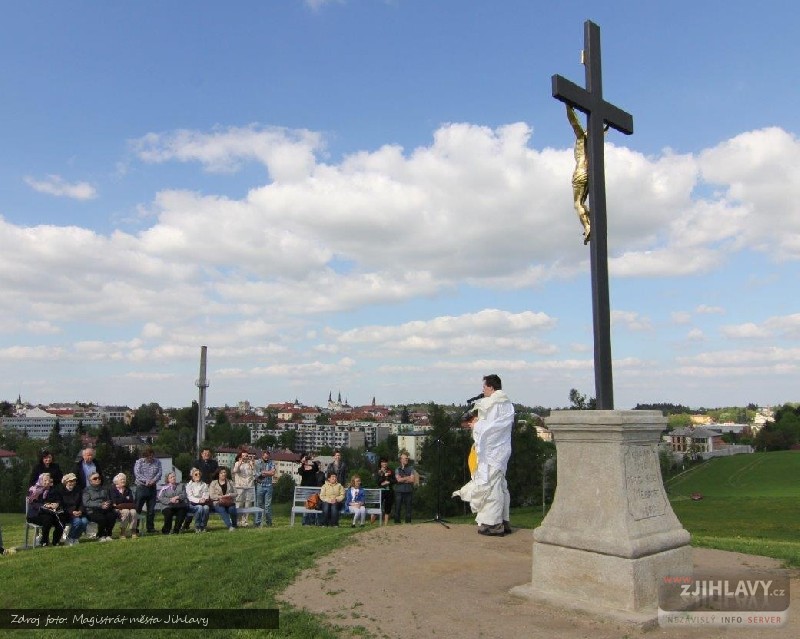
[[47, 419, 63, 457], [415, 404, 472, 519], [279, 429, 297, 451], [505, 421, 555, 507], [568, 388, 596, 410], [254, 434, 278, 449], [667, 413, 693, 430], [130, 403, 162, 432], [753, 405, 800, 451], [273, 473, 296, 503], [173, 452, 194, 478], [0, 400, 14, 417], [373, 434, 399, 463]]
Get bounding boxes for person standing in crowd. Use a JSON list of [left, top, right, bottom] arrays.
[[194, 447, 219, 484], [110, 473, 138, 539], [373, 458, 395, 525], [55, 473, 87, 545], [297, 455, 321, 526], [325, 451, 348, 485], [345, 475, 367, 527], [232, 448, 255, 527], [253, 450, 276, 527], [393, 452, 415, 524], [453, 374, 514, 537], [73, 447, 102, 491], [29, 450, 63, 487], [26, 473, 63, 547], [133, 447, 162, 535], [296, 455, 319, 486], [319, 472, 344, 527], [82, 472, 117, 542]]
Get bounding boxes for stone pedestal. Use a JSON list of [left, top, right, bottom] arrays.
[[511, 410, 692, 625]]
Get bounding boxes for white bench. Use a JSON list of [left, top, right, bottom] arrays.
[[290, 486, 383, 526]]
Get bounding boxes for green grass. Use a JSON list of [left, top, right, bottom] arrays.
[[0, 504, 367, 639], [666, 450, 800, 497], [665, 451, 800, 566]]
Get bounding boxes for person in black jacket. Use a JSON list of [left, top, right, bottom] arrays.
[[297, 456, 322, 526], [73, 447, 103, 491], [29, 450, 63, 488], [194, 448, 219, 484], [297, 456, 321, 486], [54, 472, 88, 545]]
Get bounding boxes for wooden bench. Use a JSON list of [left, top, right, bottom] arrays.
[[290, 486, 383, 526]]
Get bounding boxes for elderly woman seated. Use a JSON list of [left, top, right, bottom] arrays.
[[55, 472, 88, 545], [157, 471, 189, 534], [109, 473, 138, 539], [27, 473, 64, 547], [185, 468, 211, 532]]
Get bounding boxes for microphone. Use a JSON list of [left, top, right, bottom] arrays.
[[461, 393, 483, 421]]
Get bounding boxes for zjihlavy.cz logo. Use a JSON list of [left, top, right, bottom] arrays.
[[658, 572, 790, 627]]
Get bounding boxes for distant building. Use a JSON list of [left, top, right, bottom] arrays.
[[1, 407, 102, 439], [0, 448, 18, 468], [668, 427, 752, 460], [397, 431, 429, 462]]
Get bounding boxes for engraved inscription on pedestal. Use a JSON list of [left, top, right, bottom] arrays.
[[625, 446, 666, 520]]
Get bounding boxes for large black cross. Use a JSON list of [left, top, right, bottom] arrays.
[[552, 20, 633, 410]]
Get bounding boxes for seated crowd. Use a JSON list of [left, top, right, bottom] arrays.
[[24, 446, 396, 546], [24, 446, 256, 546]]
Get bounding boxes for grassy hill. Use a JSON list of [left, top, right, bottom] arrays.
[[666, 450, 800, 497], [666, 451, 800, 565]]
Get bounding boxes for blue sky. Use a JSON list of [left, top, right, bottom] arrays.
[[1, 0, 798, 411]]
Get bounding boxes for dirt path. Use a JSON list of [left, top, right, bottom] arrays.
[[278, 523, 798, 639]]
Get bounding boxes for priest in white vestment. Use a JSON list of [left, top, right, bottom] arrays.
[[453, 374, 514, 536]]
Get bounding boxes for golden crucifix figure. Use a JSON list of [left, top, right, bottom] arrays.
[[567, 104, 591, 244]]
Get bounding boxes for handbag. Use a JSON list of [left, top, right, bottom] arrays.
[[114, 502, 136, 510], [218, 494, 235, 507], [305, 493, 321, 510]]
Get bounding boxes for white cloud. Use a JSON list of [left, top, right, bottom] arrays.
[[696, 304, 725, 315], [671, 312, 692, 325], [721, 313, 800, 340], [686, 328, 704, 341], [700, 128, 800, 260], [131, 125, 322, 182], [24, 175, 97, 200], [611, 310, 653, 331]]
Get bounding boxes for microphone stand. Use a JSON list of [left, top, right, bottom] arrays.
[[424, 436, 450, 529]]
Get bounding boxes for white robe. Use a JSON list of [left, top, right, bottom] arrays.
[[453, 390, 514, 525]]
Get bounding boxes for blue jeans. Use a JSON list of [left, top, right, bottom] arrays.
[[67, 515, 89, 540], [213, 504, 238, 528], [187, 504, 210, 530], [254, 484, 273, 526], [321, 501, 340, 526]]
